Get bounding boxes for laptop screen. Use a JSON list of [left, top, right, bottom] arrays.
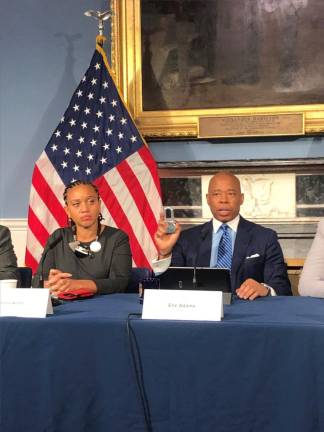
[[157, 267, 231, 293]]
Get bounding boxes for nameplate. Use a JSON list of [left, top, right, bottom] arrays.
[[0, 287, 53, 318], [199, 113, 304, 138], [142, 289, 224, 321]]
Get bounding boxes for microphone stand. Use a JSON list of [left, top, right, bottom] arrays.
[[35, 235, 63, 288], [192, 226, 209, 290], [192, 267, 197, 290]]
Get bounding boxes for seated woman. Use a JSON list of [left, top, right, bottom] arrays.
[[299, 219, 324, 297], [0, 225, 19, 281], [33, 181, 132, 296]]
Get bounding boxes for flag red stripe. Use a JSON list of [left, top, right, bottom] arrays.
[[32, 165, 67, 226], [95, 176, 151, 268], [25, 249, 39, 274], [138, 146, 162, 196], [27, 207, 50, 248], [117, 160, 158, 239]]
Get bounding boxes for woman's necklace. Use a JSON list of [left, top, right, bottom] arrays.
[[89, 238, 101, 253], [69, 224, 102, 255]]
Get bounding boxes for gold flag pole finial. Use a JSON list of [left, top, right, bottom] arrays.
[[84, 10, 112, 45]]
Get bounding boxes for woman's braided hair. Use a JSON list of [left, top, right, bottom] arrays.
[[63, 180, 100, 204]]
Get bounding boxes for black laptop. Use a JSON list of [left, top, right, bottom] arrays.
[[157, 267, 231, 293]]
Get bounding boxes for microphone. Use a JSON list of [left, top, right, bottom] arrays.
[[193, 225, 210, 289], [35, 234, 63, 288]]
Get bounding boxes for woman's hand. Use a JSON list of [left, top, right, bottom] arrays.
[[45, 268, 97, 295], [44, 268, 72, 295]]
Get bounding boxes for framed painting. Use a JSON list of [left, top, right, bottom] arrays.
[[111, 0, 324, 138]]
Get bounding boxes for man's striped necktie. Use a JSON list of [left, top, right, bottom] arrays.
[[216, 224, 232, 269]]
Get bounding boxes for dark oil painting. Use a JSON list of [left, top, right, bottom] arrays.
[[141, 0, 324, 110]]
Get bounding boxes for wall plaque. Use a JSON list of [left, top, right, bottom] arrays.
[[199, 113, 304, 138]]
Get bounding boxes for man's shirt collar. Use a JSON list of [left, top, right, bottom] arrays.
[[212, 214, 240, 233]]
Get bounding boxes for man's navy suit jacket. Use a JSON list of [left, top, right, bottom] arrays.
[[171, 217, 292, 295]]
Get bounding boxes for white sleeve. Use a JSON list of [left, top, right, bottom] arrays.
[[269, 287, 277, 297], [299, 219, 324, 297], [152, 255, 172, 275], [261, 283, 277, 297]]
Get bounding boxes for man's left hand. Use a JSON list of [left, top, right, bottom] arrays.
[[236, 278, 269, 300]]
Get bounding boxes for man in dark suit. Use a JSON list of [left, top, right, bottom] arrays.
[[0, 225, 19, 281], [154, 172, 291, 299]]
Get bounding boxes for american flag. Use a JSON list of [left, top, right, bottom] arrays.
[[26, 38, 162, 273]]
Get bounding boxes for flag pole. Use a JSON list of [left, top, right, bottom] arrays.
[[84, 9, 112, 41]]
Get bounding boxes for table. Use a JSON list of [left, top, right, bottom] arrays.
[[1, 295, 324, 432]]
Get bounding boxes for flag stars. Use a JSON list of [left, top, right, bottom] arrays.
[[34, 51, 156, 230]]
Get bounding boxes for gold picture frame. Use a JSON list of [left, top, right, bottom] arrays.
[[111, 0, 324, 139]]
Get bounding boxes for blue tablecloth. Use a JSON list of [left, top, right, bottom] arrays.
[[1, 295, 324, 432]]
